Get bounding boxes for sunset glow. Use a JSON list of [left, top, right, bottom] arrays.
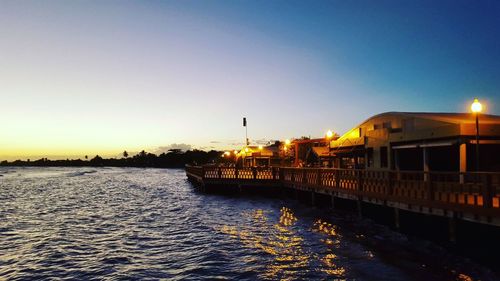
[[1, 1, 499, 160]]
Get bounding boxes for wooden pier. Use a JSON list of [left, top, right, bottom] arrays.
[[186, 165, 500, 228]]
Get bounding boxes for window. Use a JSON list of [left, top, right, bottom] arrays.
[[380, 146, 388, 168], [367, 148, 374, 167]]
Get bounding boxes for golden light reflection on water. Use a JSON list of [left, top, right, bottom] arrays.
[[219, 207, 347, 280], [312, 219, 346, 278], [457, 273, 473, 281]]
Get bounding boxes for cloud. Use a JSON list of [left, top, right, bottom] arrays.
[[153, 143, 192, 154], [209, 138, 277, 148], [254, 138, 272, 145], [197, 146, 217, 150]]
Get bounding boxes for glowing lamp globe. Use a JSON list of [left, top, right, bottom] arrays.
[[471, 98, 482, 113], [326, 130, 333, 139]]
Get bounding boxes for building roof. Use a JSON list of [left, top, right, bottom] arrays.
[[331, 111, 500, 149], [368, 112, 500, 125]]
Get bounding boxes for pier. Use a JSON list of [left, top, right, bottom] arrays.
[[186, 166, 500, 230]]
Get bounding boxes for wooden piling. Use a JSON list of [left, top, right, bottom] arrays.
[[394, 208, 400, 230]]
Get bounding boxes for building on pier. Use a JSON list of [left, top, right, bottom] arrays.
[[327, 112, 500, 172], [291, 138, 333, 167], [237, 144, 281, 167]]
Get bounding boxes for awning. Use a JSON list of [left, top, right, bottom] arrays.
[[420, 142, 455, 147], [330, 146, 365, 155], [470, 140, 500, 144], [393, 140, 457, 149], [392, 144, 418, 149], [312, 147, 330, 157]]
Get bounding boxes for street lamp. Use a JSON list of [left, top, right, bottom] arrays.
[[471, 98, 482, 172], [281, 140, 291, 167], [326, 130, 333, 167]]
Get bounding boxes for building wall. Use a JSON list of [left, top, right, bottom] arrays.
[[329, 112, 500, 172]]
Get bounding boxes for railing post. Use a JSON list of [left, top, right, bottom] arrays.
[[279, 167, 284, 181], [357, 170, 363, 192], [303, 169, 307, 184], [235, 167, 239, 179], [218, 167, 222, 179], [426, 172, 434, 201], [335, 169, 340, 188], [387, 171, 393, 196], [482, 174, 492, 208], [291, 169, 295, 182], [317, 169, 321, 186], [252, 167, 257, 179], [202, 166, 206, 179]]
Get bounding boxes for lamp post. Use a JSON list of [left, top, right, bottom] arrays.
[[282, 139, 290, 167], [326, 130, 333, 167], [471, 98, 482, 172]]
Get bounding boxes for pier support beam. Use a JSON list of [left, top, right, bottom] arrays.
[[311, 191, 316, 206], [356, 199, 362, 218], [394, 208, 400, 230], [448, 214, 457, 243]]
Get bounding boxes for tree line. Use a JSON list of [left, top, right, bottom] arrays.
[[0, 149, 222, 168]]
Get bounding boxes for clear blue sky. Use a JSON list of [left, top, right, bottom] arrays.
[[1, 0, 499, 159]]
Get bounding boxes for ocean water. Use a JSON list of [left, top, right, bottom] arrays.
[[0, 167, 497, 280]]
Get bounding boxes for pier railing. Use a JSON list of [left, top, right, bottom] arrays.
[[281, 168, 500, 210], [185, 165, 280, 181], [185, 165, 500, 215]]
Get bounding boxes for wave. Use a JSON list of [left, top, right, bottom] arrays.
[[66, 170, 98, 177], [0, 168, 17, 177]]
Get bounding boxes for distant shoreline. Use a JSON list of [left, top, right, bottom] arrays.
[[0, 149, 222, 169]]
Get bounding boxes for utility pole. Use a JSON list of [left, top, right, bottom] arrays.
[[243, 117, 249, 145]]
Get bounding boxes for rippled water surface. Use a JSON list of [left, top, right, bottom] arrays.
[[0, 167, 497, 280]]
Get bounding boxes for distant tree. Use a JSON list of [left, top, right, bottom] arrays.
[[0, 149, 223, 168], [138, 150, 147, 158], [90, 155, 104, 166], [123, 150, 129, 158]]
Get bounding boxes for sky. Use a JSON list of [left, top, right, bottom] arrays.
[[1, 0, 499, 160]]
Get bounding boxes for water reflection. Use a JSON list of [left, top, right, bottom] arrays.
[[220, 207, 349, 280], [1, 167, 494, 281], [312, 219, 346, 278]]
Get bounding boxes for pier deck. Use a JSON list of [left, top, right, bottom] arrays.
[[186, 165, 500, 227]]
